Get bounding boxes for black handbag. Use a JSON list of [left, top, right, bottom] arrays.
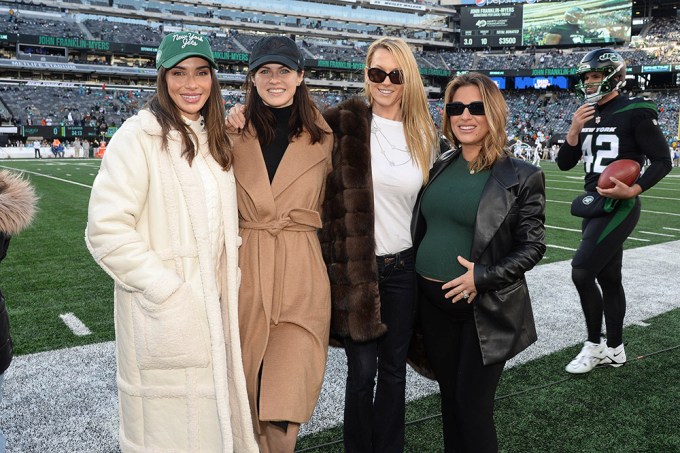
[[570, 192, 619, 218]]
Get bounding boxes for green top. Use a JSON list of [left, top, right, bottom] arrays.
[[415, 156, 490, 281]]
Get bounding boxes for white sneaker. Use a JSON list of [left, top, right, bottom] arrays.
[[599, 343, 626, 368], [565, 340, 606, 374]]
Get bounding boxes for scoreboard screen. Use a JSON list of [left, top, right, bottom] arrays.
[[523, 0, 631, 47], [460, 0, 632, 49], [460, 5, 523, 49]]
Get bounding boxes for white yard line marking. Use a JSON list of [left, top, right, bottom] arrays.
[[0, 166, 92, 188], [546, 224, 649, 242], [547, 225, 581, 232], [641, 209, 680, 217], [546, 186, 680, 201], [545, 179, 584, 185], [59, 313, 92, 336], [632, 186, 680, 193], [638, 231, 676, 237], [546, 188, 584, 193], [546, 244, 577, 251], [663, 227, 680, 232], [547, 199, 680, 217]]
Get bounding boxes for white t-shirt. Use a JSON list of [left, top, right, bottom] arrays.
[[370, 114, 423, 256]]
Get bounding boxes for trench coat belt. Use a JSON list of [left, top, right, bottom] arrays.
[[239, 209, 322, 324], [239, 208, 322, 235]]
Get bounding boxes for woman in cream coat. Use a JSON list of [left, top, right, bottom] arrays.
[[86, 32, 257, 452]]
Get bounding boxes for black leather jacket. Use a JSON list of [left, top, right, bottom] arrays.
[[412, 149, 546, 365]]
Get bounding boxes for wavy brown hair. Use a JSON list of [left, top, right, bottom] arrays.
[[146, 63, 232, 169], [364, 37, 438, 183], [442, 72, 510, 173], [242, 68, 329, 146]]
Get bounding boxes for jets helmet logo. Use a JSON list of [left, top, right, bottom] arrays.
[[598, 53, 622, 63]]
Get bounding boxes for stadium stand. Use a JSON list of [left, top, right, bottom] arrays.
[[0, 0, 678, 149], [1, 84, 139, 128], [84, 19, 163, 45]]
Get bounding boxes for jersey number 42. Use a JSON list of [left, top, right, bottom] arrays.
[[582, 134, 619, 173]]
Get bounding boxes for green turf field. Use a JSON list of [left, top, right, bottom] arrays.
[[1, 158, 679, 452], [296, 308, 680, 452], [2, 159, 678, 354]]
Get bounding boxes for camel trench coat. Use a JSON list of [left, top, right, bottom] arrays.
[[230, 116, 333, 430]]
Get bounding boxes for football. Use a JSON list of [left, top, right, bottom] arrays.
[[597, 159, 641, 189]]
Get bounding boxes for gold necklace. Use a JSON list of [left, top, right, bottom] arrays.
[[371, 121, 411, 167]]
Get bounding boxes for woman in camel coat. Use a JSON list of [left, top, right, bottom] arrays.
[[228, 35, 333, 452]]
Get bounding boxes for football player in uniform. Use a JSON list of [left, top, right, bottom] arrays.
[[557, 48, 671, 374], [544, 6, 597, 46]]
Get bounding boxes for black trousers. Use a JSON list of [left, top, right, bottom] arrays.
[[572, 197, 641, 347], [418, 275, 505, 453], [343, 248, 416, 453]]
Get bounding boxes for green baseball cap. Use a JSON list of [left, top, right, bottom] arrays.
[[156, 32, 217, 70]]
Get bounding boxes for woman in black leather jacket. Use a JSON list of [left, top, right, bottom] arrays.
[[411, 72, 546, 453]]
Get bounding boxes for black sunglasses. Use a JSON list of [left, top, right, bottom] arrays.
[[446, 101, 485, 116], [367, 67, 404, 85]]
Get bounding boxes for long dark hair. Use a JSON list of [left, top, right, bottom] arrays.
[[146, 65, 232, 170], [242, 70, 328, 146]]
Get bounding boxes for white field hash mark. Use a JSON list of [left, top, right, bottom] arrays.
[[638, 231, 676, 237], [59, 313, 92, 336]]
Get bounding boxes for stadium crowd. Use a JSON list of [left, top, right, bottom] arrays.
[[0, 4, 679, 149], [3, 10, 680, 67]]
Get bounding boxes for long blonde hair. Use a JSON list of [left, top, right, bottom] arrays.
[[364, 38, 438, 183], [442, 72, 509, 173]]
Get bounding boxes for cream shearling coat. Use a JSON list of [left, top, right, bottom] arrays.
[[86, 110, 257, 452]]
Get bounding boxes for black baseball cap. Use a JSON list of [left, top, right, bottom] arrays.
[[248, 36, 304, 71]]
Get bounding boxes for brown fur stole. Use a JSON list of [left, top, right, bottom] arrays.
[[321, 98, 387, 343]]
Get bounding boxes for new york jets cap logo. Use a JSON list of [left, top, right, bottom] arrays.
[[156, 31, 216, 70]]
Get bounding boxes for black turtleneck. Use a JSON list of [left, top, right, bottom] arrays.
[[260, 105, 293, 183]]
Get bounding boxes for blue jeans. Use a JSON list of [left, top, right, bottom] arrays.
[[343, 248, 416, 453]]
